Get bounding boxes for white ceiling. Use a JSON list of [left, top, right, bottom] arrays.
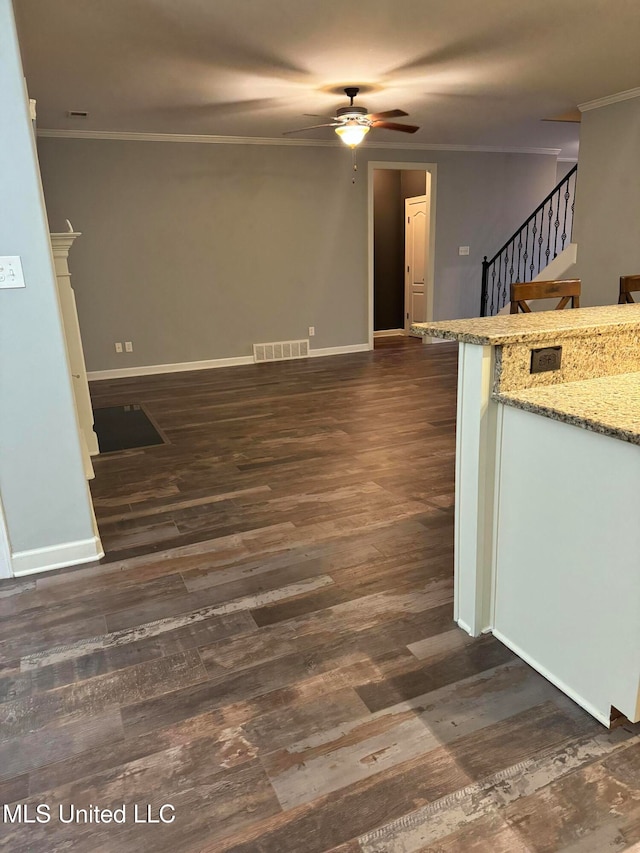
[[14, 0, 640, 158]]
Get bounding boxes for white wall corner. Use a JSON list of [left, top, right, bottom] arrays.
[[532, 242, 578, 281], [0, 498, 12, 579]]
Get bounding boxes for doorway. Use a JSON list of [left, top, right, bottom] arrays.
[[368, 162, 437, 348]]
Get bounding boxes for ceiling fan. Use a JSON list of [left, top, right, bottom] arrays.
[[284, 87, 420, 146]]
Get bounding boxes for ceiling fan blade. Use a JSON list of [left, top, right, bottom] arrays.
[[283, 123, 337, 135], [366, 109, 408, 121], [304, 113, 337, 120], [372, 121, 420, 133]]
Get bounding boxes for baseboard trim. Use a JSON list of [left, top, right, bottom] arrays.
[[88, 346, 371, 380], [456, 618, 475, 637], [492, 628, 610, 727], [88, 356, 255, 381], [309, 344, 370, 358], [373, 329, 405, 338], [12, 536, 104, 577]]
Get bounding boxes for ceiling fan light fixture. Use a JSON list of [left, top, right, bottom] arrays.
[[283, 87, 418, 144], [335, 122, 369, 147]]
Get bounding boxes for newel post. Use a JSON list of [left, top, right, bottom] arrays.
[[480, 256, 489, 317]]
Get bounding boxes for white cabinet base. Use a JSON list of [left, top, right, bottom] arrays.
[[493, 405, 640, 726]]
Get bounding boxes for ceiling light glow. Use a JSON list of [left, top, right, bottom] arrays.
[[335, 121, 370, 147]]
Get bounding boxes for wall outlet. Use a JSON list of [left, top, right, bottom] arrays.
[[308, 326, 315, 337], [114, 342, 123, 353], [530, 346, 562, 373], [458, 246, 470, 256], [125, 341, 133, 352]]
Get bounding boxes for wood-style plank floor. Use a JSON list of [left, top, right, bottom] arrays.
[[1, 337, 639, 852]]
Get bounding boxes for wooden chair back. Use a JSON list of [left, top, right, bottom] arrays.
[[618, 275, 640, 304], [510, 279, 581, 314]]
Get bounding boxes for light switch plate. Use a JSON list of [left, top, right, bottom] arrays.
[[458, 246, 470, 256], [0, 256, 26, 289]]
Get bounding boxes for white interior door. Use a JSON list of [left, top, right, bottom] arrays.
[[405, 195, 428, 336]]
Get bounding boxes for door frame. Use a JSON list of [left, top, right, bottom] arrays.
[[367, 161, 437, 349]]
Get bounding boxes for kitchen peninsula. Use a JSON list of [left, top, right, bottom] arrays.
[[413, 305, 640, 727]]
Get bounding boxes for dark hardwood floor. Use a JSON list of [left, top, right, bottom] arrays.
[[87, 336, 458, 563], [0, 337, 638, 852]]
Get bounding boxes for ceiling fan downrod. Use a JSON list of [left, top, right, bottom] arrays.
[[344, 87, 359, 106]]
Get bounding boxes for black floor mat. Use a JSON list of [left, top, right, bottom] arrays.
[[92, 404, 164, 453]]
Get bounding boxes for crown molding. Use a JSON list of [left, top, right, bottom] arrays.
[[36, 128, 560, 156], [578, 87, 640, 112], [557, 157, 578, 163], [38, 129, 337, 147]]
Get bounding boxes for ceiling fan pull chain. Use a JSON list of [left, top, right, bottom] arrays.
[[352, 147, 358, 183]]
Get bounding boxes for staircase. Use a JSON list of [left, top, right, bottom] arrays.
[[480, 164, 578, 316]]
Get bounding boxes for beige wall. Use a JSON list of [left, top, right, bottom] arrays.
[[571, 97, 640, 306], [38, 138, 557, 371], [556, 159, 577, 184]]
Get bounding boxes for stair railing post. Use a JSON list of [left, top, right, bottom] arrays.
[[481, 257, 489, 317]]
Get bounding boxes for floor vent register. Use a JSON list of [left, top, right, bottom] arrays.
[[253, 339, 309, 363]]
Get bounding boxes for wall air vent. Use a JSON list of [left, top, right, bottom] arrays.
[[67, 110, 88, 118], [253, 339, 309, 363]]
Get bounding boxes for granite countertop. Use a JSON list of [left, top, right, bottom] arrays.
[[412, 304, 640, 346], [495, 371, 640, 446]]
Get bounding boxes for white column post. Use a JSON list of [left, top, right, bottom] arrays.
[[454, 342, 499, 636], [50, 231, 100, 477]]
